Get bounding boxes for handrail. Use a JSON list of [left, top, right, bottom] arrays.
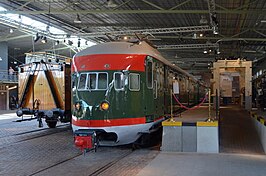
[[172, 92, 208, 110], [0, 70, 18, 82]]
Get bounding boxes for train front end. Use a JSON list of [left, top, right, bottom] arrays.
[[71, 42, 152, 146]]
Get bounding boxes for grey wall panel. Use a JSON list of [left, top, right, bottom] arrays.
[[0, 42, 8, 70]]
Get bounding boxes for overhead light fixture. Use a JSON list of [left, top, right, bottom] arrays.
[[46, 25, 50, 33], [74, 1, 80, 5], [68, 40, 73, 46], [211, 13, 218, 25], [261, 20, 266, 23], [216, 48, 221, 55], [199, 15, 208, 24], [9, 28, 13, 33], [106, 0, 117, 8], [192, 33, 197, 39], [77, 38, 81, 47], [192, 33, 204, 39], [41, 36, 47, 43], [34, 33, 40, 42], [55, 40, 60, 45], [213, 26, 218, 34], [203, 49, 208, 54], [74, 14, 82, 23]]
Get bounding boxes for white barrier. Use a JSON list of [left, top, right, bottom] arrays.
[[251, 113, 266, 153]]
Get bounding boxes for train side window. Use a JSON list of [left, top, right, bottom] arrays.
[[146, 60, 153, 89], [156, 67, 160, 89], [98, 73, 108, 90], [154, 80, 158, 99], [88, 73, 97, 90], [78, 73, 87, 90], [114, 72, 124, 90], [129, 73, 140, 91]]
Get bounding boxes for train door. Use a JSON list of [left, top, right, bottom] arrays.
[[153, 61, 163, 118], [163, 66, 170, 114], [144, 56, 155, 121], [157, 62, 164, 116]]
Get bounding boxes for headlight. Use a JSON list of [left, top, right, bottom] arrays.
[[100, 101, 110, 111]]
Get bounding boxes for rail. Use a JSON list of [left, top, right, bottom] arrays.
[[0, 69, 18, 83]]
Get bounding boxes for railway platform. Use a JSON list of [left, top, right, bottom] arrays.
[[138, 105, 266, 176], [161, 105, 219, 153]]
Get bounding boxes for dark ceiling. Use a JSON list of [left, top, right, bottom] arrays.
[[0, 0, 266, 74]]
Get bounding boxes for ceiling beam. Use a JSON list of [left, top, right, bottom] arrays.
[[0, 34, 31, 42], [66, 25, 212, 37], [141, 0, 164, 10], [156, 36, 266, 42], [169, 0, 192, 10], [157, 43, 219, 50], [0, 9, 265, 15], [15, 0, 34, 10]]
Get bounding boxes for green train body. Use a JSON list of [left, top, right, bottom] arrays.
[[72, 41, 206, 145]]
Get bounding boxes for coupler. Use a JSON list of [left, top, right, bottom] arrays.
[[74, 130, 98, 154]]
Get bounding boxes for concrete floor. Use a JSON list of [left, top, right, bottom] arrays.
[[137, 152, 266, 176]]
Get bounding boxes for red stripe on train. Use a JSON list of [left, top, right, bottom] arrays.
[[72, 54, 146, 72], [72, 117, 146, 127]]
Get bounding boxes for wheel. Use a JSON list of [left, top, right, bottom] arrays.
[[46, 121, 57, 128]]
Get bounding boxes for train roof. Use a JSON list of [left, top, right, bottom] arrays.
[[74, 41, 199, 83]]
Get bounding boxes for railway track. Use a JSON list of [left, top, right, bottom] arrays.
[[13, 124, 70, 136], [88, 150, 133, 176], [28, 153, 83, 176], [15, 124, 71, 143], [27, 148, 134, 176], [0, 124, 71, 149]]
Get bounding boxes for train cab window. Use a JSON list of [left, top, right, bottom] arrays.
[[114, 72, 125, 90], [78, 72, 108, 91], [146, 60, 153, 89], [78, 73, 87, 90], [88, 73, 97, 89], [129, 73, 140, 91], [98, 73, 108, 90]]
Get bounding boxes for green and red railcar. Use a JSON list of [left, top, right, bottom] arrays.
[[72, 41, 205, 146]]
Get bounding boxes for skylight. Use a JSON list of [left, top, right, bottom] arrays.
[[0, 6, 95, 48]]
